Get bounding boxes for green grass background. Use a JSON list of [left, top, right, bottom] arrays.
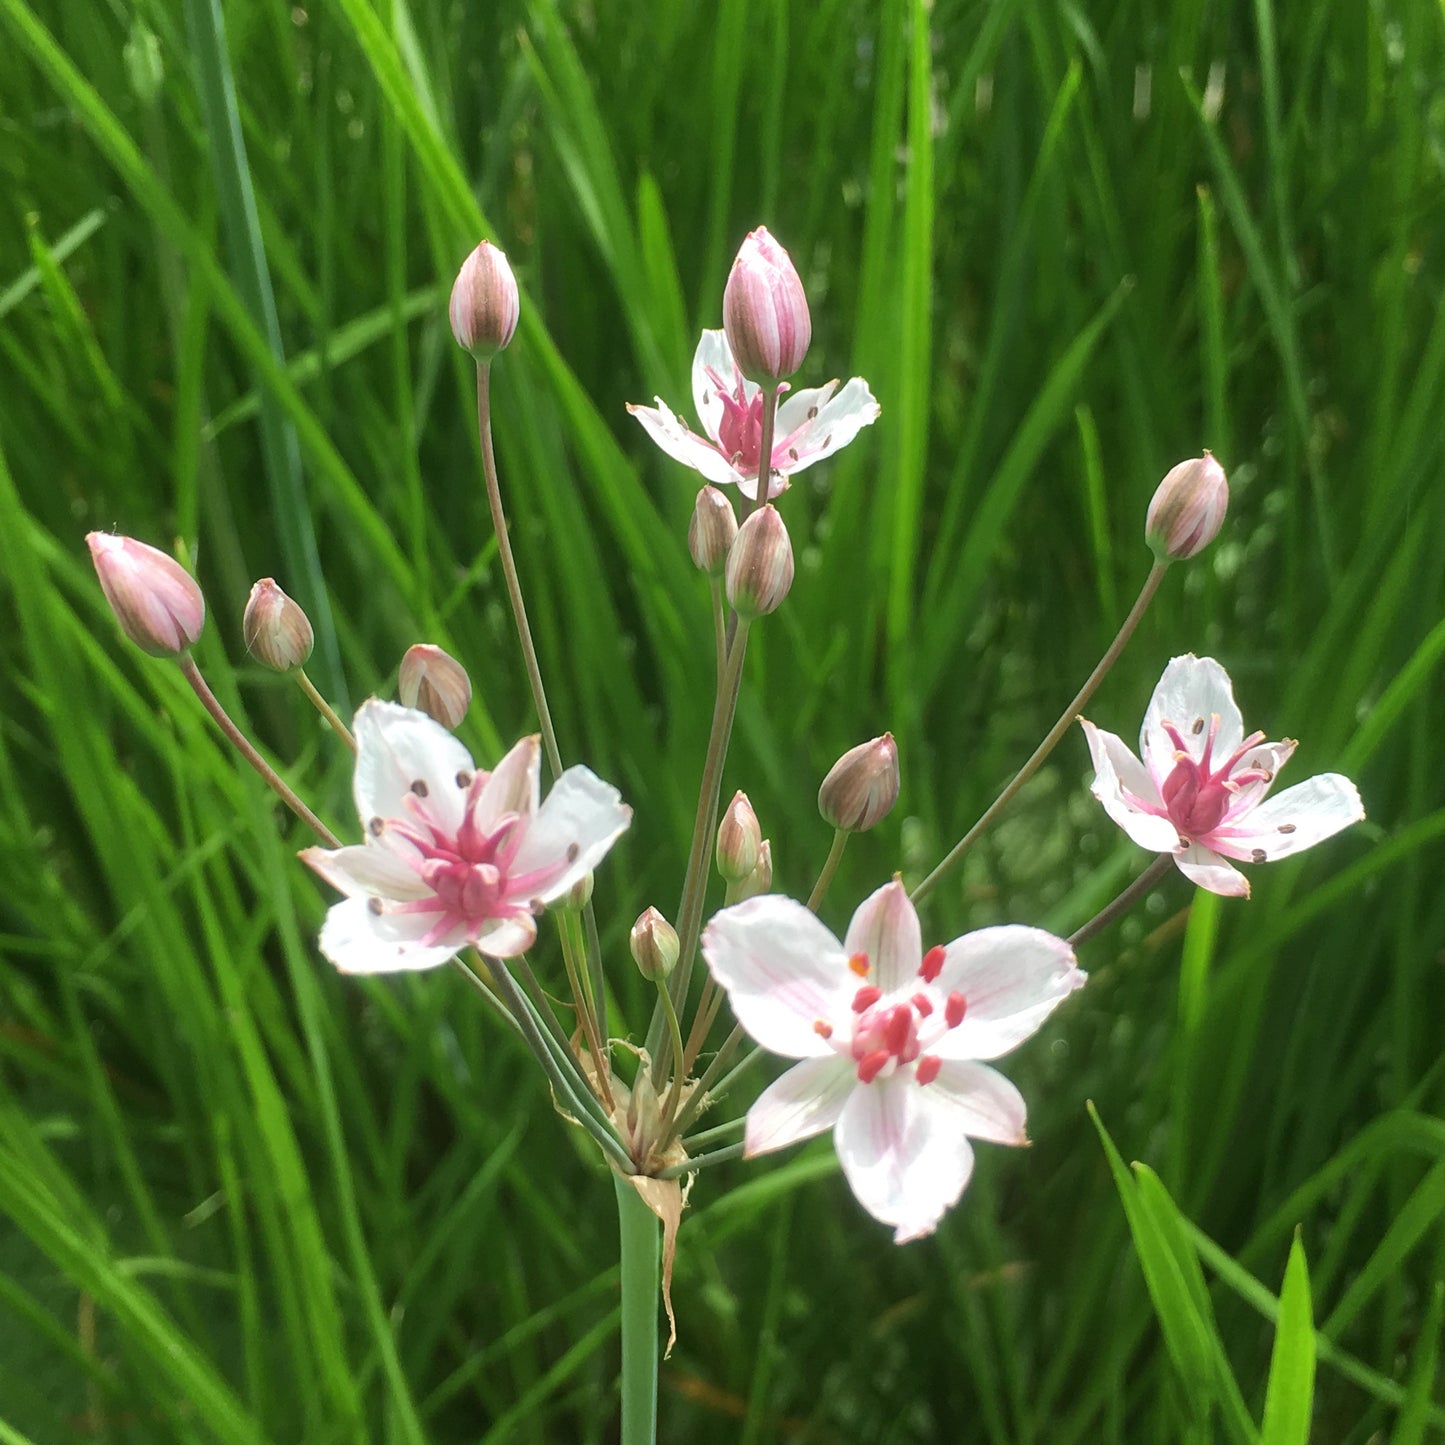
[[1, 0, 1442, 1439]]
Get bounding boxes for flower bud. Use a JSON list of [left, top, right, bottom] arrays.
[[449, 240, 519, 361], [243, 578, 314, 672], [1145, 453, 1229, 562], [630, 907, 680, 982], [563, 870, 594, 912], [398, 644, 472, 730], [716, 791, 762, 883], [723, 227, 811, 384], [87, 532, 205, 658], [688, 486, 738, 576], [819, 734, 900, 833], [727, 838, 772, 904], [725, 505, 794, 619]]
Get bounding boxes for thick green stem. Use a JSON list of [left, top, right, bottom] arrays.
[[1068, 853, 1176, 947], [912, 560, 1169, 903], [613, 1173, 659, 1445]]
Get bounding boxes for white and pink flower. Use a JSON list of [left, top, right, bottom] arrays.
[[302, 700, 630, 972], [702, 881, 1085, 1243], [627, 330, 879, 501], [1081, 654, 1364, 897]]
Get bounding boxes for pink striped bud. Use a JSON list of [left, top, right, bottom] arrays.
[[243, 578, 313, 671], [449, 240, 519, 361], [1146, 453, 1229, 562], [87, 532, 205, 658], [819, 734, 900, 833], [398, 644, 472, 730], [716, 791, 762, 883], [726, 505, 794, 619], [723, 228, 811, 384], [688, 486, 738, 576]]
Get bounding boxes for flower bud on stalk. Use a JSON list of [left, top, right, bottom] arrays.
[[723, 227, 811, 384], [727, 838, 772, 904], [688, 486, 738, 576], [449, 240, 519, 361], [819, 733, 900, 833], [243, 578, 313, 671], [630, 907, 680, 982], [1145, 453, 1229, 562], [87, 532, 205, 658], [398, 644, 472, 730], [563, 870, 594, 912], [716, 791, 762, 882], [726, 506, 794, 618]]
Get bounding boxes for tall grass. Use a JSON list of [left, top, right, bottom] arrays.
[[0, 0, 1442, 1439]]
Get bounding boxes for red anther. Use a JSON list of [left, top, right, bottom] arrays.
[[851, 985, 882, 1013], [856, 1049, 890, 1084], [915, 1055, 942, 1087], [883, 1006, 912, 1055], [911, 992, 934, 1018], [847, 951, 871, 977], [813, 1019, 834, 1040], [919, 945, 946, 982], [944, 991, 967, 1028]]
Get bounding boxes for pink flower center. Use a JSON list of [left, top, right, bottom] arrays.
[[1158, 716, 1271, 840], [712, 377, 766, 475], [839, 946, 966, 1086]]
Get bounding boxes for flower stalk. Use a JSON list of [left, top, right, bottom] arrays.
[[806, 828, 850, 912], [293, 668, 356, 752], [1068, 853, 1176, 948], [613, 1174, 660, 1445]]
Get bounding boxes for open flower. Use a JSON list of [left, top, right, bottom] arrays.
[[627, 330, 879, 501], [702, 881, 1084, 1243], [1081, 654, 1364, 897], [302, 700, 630, 972]]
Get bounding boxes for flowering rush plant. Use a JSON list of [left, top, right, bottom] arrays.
[[88, 226, 1363, 1440]]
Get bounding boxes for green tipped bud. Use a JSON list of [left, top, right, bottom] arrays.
[[1145, 453, 1229, 562], [398, 644, 472, 730], [243, 578, 314, 672], [727, 838, 773, 904], [630, 907, 679, 982], [688, 486, 738, 576], [819, 733, 900, 833], [715, 790, 762, 882], [725, 505, 793, 619]]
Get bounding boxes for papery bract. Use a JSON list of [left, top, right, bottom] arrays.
[[1081, 654, 1364, 897], [628, 330, 879, 501], [702, 881, 1085, 1243], [302, 700, 630, 971]]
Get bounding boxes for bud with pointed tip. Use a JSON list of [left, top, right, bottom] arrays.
[[688, 486, 738, 576], [243, 578, 313, 671], [630, 907, 680, 982], [723, 227, 811, 384], [398, 644, 472, 730], [819, 734, 900, 833], [449, 240, 519, 361], [1145, 453, 1229, 562], [716, 791, 762, 883], [725, 505, 793, 619], [727, 838, 772, 904], [87, 532, 205, 658]]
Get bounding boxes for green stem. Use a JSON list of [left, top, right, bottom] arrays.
[[667, 1024, 748, 1142], [294, 667, 356, 753], [710, 577, 726, 691], [613, 1173, 660, 1445], [660, 1141, 744, 1178], [806, 829, 850, 912], [738, 382, 780, 522], [1068, 853, 1176, 948], [682, 1116, 745, 1152], [912, 560, 1169, 903]]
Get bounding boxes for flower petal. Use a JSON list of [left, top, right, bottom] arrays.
[[926, 1061, 1029, 1146], [1080, 720, 1181, 852], [473, 915, 539, 959], [627, 399, 741, 487], [1140, 655, 1244, 789], [702, 896, 851, 1058], [1173, 843, 1250, 897], [744, 1055, 855, 1157], [772, 379, 839, 439], [1208, 773, 1364, 863], [472, 734, 541, 833], [932, 926, 1085, 1061], [352, 699, 474, 835], [835, 1076, 975, 1244], [772, 377, 880, 476], [691, 329, 751, 441], [507, 766, 632, 903], [299, 842, 429, 902], [317, 896, 466, 974], [843, 879, 921, 994]]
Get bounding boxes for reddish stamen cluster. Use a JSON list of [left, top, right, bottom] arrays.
[[1159, 715, 1271, 839], [841, 943, 967, 1087]]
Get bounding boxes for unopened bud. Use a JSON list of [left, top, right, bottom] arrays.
[[630, 907, 680, 982], [398, 644, 472, 730], [819, 734, 900, 833], [87, 532, 205, 658], [727, 838, 772, 903], [716, 791, 762, 882], [725, 505, 794, 619], [723, 227, 811, 384], [688, 486, 738, 576], [563, 870, 594, 911], [1145, 453, 1229, 562], [243, 578, 313, 671], [449, 240, 519, 361]]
